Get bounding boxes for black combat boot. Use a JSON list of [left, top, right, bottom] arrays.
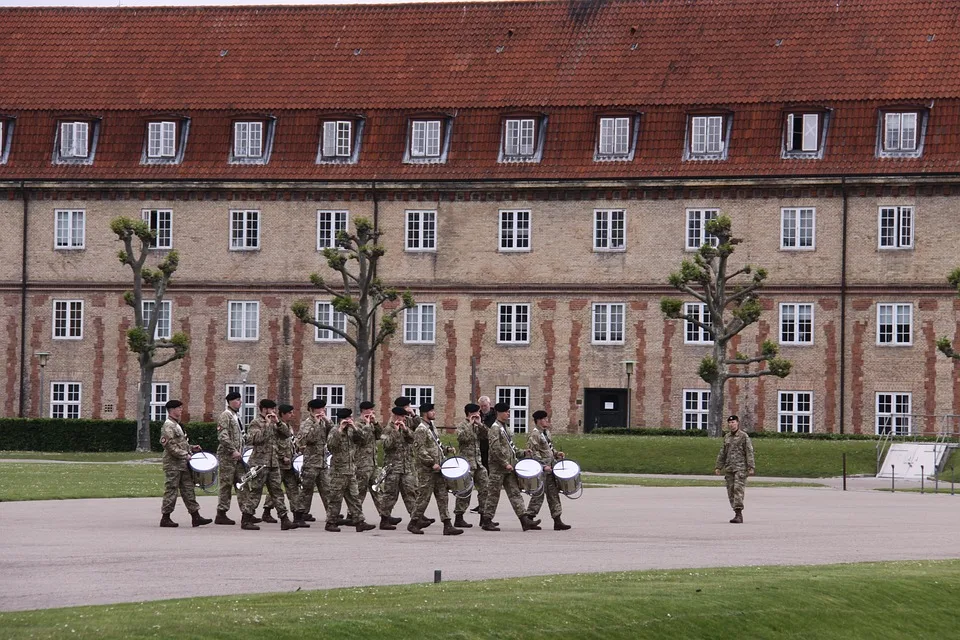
[[454, 513, 473, 528], [214, 510, 235, 525], [159, 514, 178, 528], [407, 520, 424, 535], [480, 517, 500, 532], [240, 514, 260, 531], [442, 519, 464, 536], [520, 515, 540, 531], [553, 516, 571, 531], [303, 512, 317, 522], [191, 511, 212, 527], [469, 505, 482, 513], [356, 521, 376, 532], [325, 522, 341, 532], [294, 512, 311, 528], [387, 515, 402, 525], [338, 516, 354, 526], [730, 509, 743, 524], [417, 517, 434, 528], [261, 508, 278, 524], [280, 514, 299, 530], [250, 514, 263, 524], [379, 515, 396, 530]]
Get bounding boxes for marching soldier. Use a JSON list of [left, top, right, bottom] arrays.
[[524, 410, 571, 530], [408, 403, 463, 535], [376, 405, 417, 529], [215, 391, 247, 525], [262, 404, 307, 527], [354, 400, 382, 515], [295, 398, 333, 524], [159, 400, 212, 528], [483, 402, 538, 532], [239, 399, 299, 531], [714, 414, 755, 523], [325, 408, 376, 532], [453, 403, 490, 529]]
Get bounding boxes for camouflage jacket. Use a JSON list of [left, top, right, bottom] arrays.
[[716, 429, 756, 473], [275, 421, 296, 470], [526, 427, 556, 467], [413, 420, 446, 471], [327, 420, 362, 476], [216, 408, 243, 458], [160, 418, 192, 470], [455, 418, 483, 470], [354, 417, 382, 470], [246, 415, 286, 468], [381, 422, 415, 474], [296, 414, 331, 469], [488, 420, 519, 471]]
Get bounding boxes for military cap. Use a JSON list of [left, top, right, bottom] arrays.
[[464, 403, 481, 414], [165, 399, 183, 410], [494, 402, 510, 413], [394, 396, 412, 407], [308, 398, 327, 409], [278, 404, 294, 414], [337, 408, 353, 420], [391, 406, 408, 416], [225, 391, 242, 402], [419, 402, 435, 413], [532, 410, 549, 421], [259, 399, 277, 410], [727, 414, 740, 422], [359, 401, 376, 410]]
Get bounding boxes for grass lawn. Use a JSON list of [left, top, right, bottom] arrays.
[[0, 451, 158, 462], [583, 475, 827, 488], [0, 560, 957, 639], [0, 462, 168, 501]]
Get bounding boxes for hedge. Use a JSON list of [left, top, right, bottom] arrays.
[[0, 418, 219, 453]]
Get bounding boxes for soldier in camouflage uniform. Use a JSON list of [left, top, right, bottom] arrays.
[[262, 404, 307, 527], [408, 403, 463, 535], [325, 408, 376, 532], [354, 400, 382, 517], [296, 398, 334, 524], [453, 403, 489, 529], [714, 414, 755, 523], [524, 410, 571, 530], [215, 391, 247, 525], [159, 400, 212, 528], [239, 399, 299, 531], [376, 405, 418, 529], [482, 402, 538, 532]]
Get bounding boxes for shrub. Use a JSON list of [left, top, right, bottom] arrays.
[[0, 418, 219, 452]]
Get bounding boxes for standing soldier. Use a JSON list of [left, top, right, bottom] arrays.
[[239, 399, 299, 531], [325, 408, 376, 532], [376, 405, 417, 529], [408, 403, 463, 536], [714, 414, 755, 523], [483, 402, 538, 532], [524, 410, 571, 531], [296, 398, 333, 524], [262, 404, 307, 527], [215, 391, 247, 525], [159, 400, 212, 528], [354, 401, 382, 515], [453, 403, 490, 529], [477, 395, 494, 472]]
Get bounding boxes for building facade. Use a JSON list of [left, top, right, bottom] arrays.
[[1, 0, 959, 434]]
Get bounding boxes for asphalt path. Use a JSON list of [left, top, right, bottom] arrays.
[[2, 484, 959, 612]]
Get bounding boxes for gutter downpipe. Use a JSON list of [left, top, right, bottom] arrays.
[[370, 180, 379, 403], [18, 180, 28, 417], [839, 176, 848, 434]]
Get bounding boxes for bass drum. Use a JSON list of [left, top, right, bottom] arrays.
[[514, 458, 544, 496], [188, 451, 219, 492]]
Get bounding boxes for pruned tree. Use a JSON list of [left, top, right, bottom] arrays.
[[111, 217, 190, 451], [291, 216, 414, 409], [660, 215, 791, 436], [936, 267, 960, 361]]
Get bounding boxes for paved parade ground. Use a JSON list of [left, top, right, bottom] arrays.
[[2, 484, 959, 612]]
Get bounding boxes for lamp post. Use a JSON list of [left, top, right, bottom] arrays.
[[36, 352, 50, 418], [621, 360, 636, 430]]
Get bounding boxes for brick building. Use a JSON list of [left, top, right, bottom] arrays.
[[1, 0, 959, 434]]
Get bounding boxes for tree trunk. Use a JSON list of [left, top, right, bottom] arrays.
[[708, 340, 727, 438], [137, 358, 153, 452], [355, 349, 368, 410]]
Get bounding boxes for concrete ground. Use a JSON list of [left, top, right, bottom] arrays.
[[2, 483, 960, 613]]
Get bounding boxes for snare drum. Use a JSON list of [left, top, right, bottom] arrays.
[[292, 453, 304, 478], [188, 451, 219, 492], [515, 458, 544, 496], [440, 457, 474, 497], [241, 446, 253, 467], [553, 459, 582, 497]]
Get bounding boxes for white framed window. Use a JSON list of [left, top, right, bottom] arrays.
[[785, 113, 820, 153], [499, 210, 531, 252], [401, 385, 434, 415], [141, 209, 172, 250], [322, 120, 353, 158], [228, 301, 259, 341], [497, 303, 530, 344], [142, 300, 172, 340], [59, 121, 89, 158], [683, 302, 713, 345], [779, 391, 813, 433], [404, 304, 436, 344], [883, 112, 917, 152], [689, 115, 724, 156], [54, 209, 85, 249], [503, 118, 536, 157], [147, 121, 176, 158], [496, 386, 529, 433], [682, 389, 710, 431], [779, 303, 814, 345], [315, 301, 348, 342], [877, 303, 912, 346], [781, 208, 815, 250], [52, 300, 83, 340], [594, 209, 625, 251], [317, 210, 349, 250], [592, 303, 625, 344], [50, 382, 82, 419], [878, 206, 913, 249], [313, 384, 346, 411], [876, 392, 911, 435], [229, 210, 260, 250], [233, 121, 263, 158], [410, 120, 441, 157], [405, 210, 436, 251], [598, 117, 630, 156], [686, 209, 718, 250], [226, 384, 257, 426], [150, 382, 170, 422]]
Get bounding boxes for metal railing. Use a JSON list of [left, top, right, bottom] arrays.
[[874, 414, 960, 475]]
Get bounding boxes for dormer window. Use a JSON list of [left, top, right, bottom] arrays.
[[878, 110, 926, 157], [230, 118, 275, 164], [54, 119, 99, 164], [142, 118, 189, 165], [0, 117, 13, 164], [783, 110, 829, 159], [499, 115, 546, 163], [595, 114, 639, 161], [685, 114, 730, 161], [404, 116, 452, 164], [318, 118, 363, 164]]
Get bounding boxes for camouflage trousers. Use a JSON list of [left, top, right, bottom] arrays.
[[725, 471, 747, 510], [377, 469, 418, 518], [411, 468, 450, 522], [326, 472, 367, 524], [355, 464, 382, 514], [298, 464, 331, 517], [242, 466, 289, 519], [525, 469, 562, 519], [264, 467, 300, 512], [454, 464, 489, 516], [161, 465, 200, 515], [217, 456, 247, 513], [484, 467, 527, 520]]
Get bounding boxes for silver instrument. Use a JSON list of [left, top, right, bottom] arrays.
[[370, 466, 388, 493], [236, 464, 265, 490]]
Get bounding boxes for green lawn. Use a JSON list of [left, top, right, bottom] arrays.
[[0, 462, 168, 501], [0, 451, 158, 462], [583, 474, 827, 488], [1, 561, 957, 639]]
